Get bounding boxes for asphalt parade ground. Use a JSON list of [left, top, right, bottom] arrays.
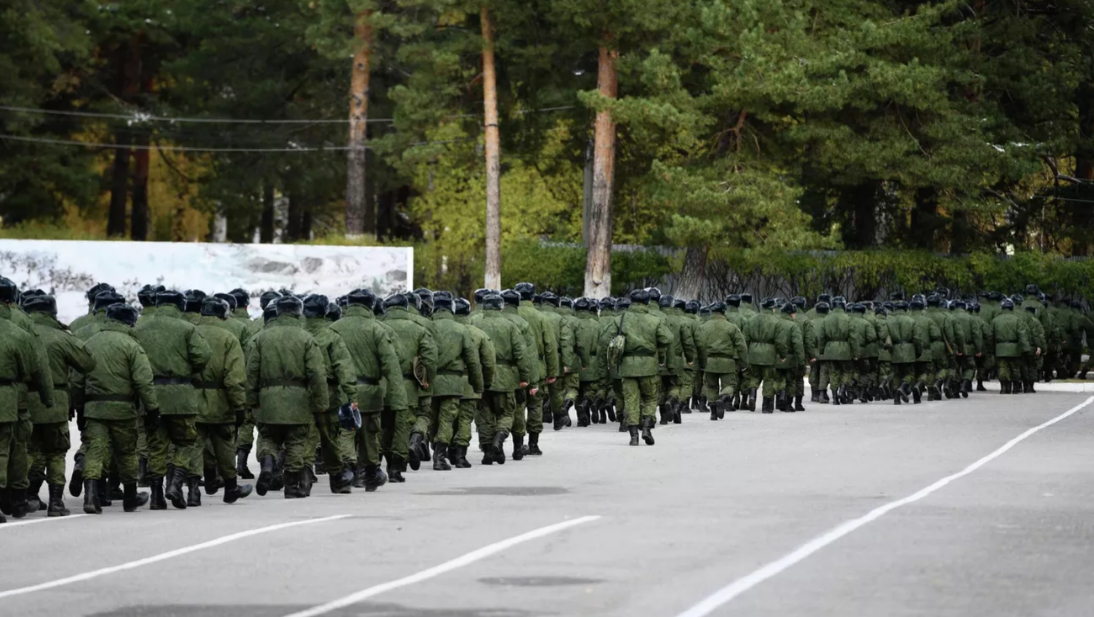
[[3, 391, 1094, 617]]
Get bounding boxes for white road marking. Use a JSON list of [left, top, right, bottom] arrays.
[[0, 514, 350, 600], [675, 395, 1094, 617], [283, 515, 601, 617], [0, 514, 87, 529]]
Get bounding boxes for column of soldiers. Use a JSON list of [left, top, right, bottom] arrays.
[[1, 274, 1092, 522]]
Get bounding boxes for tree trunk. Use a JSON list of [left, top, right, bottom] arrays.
[[286, 186, 302, 243], [583, 44, 619, 299], [130, 132, 150, 241], [911, 187, 939, 249], [260, 181, 275, 244], [107, 141, 131, 237], [345, 11, 373, 237], [674, 245, 709, 301], [838, 182, 877, 249], [481, 6, 502, 291]]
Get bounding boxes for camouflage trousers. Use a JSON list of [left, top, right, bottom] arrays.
[[914, 361, 933, 386], [83, 418, 138, 484], [622, 376, 659, 427], [702, 370, 739, 402], [748, 365, 780, 398], [476, 391, 516, 451], [235, 409, 256, 453], [148, 415, 198, 477], [516, 383, 545, 437], [429, 397, 462, 446], [957, 356, 976, 382], [997, 358, 1023, 382], [354, 412, 382, 467], [191, 423, 237, 479], [1022, 355, 1043, 383], [412, 396, 433, 438], [877, 360, 893, 390], [892, 362, 916, 389], [854, 358, 876, 390], [27, 421, 70, 486], [303, 411, 347, 474], [258, 424, 310, 473], [381, 406, 412, 464], [0, 418, 31, 490]]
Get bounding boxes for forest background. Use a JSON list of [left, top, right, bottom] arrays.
[[4, 0, 1094, 299]]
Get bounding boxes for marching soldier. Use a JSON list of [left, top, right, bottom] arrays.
[[614, 289, 672, 445], [992, 298, 1031, 394], [742, 298, 788, 413], [453, 298, 494, 468], [514, 283, 557, 456], [428, 295, 484, 471], [378, 293, 436, 480], [470, 294, 532, 464], [695, 302, 748, 420]]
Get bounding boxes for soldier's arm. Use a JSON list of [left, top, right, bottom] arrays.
[[542, 321, 560, 378], [331, 335, 359, 405], [574, 327, 591, 369], [131, 347, 161, 412], [695, 325, 708, 368], [559, 321, 575, 371], [512, 329, 532, 385], [23, 336, 53, 407], [223, 338, 248, 413], [378, 331, 409, 411], [420, 329, 439, 385], [462, 331, 484, 394], [682, 323, 697, 364], [304, 339, 330, 412], [63, 335, 98, 375], [775, 323, 790, 361], [793, 327, 805, 364], [849, 322, 863, 359], [655, 321, 673, 360], [481, 337, 496, 391], [732, 327, 749, 362], [245, 341, 262, 409], [187, 328, 213, 373]]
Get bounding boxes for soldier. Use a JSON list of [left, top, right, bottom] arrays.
[[972, 301, 994, 390], [664, 296, 697, 421], [72, 304, 157, 514], [597, 297, 628, 431], [646, 288, 679, 425], [925, 295, 960, 399], [774, 302, 805, 412], [74, 291, 127, 341], [0, 279, 53, 522], [133, 290, 212, 510], [810, 302, 831, 403], [23, 295, 96, 516], [427, 296, 483, 470], [401, 290, 439, 467], [695, 302, 748, 420], [739, 293, 757, 320], [470, 294, 532, 464], [557, 297, 582, 420], [329, 290, 407, 488], [992, 298, 1030, 394], [908, 298, 941, 402], [70, 283, 115, 334], [742, 298, 789, 413], [298, 295, 357, 494], [1022, 285, 1054, 378], [191, 298, 253, 504], [247, 296, 328, 498], [806, 294, 831, 321], [888, 301, 926, 404], [1023, 305, 1047, 393], [379, 293, 436, 480], [181, 290, 207, 325], [848, 303, 877, 403], [572, 298, 605, 425], [231, 288, 262, 480], [816, 297, 857, 405], [615, 289, 672, 445], [874, 305, 893, 400], [514, 283, 558, 456], [684, 300, 704, 410], [453, 298, 494, 467], [136, 285, 165, 326], [950, 300, 981, 396], [724, 294, 751, 409], [534, 292, 573, 430]]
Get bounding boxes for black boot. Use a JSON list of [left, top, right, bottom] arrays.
[[641, 418, 655, 446], [255, 454, 275, 496], [831, 386, 841, 406], [388, 457, 406, 483], [510, 433, 522, 462], [605, 399, 617, 423], [912, 382, 923, 404], [300, 467, 315, 497], [761, 397, 775, 414], [658, 402, 670, 425], [893, 391, 902, 405], [26, 472, 44, 513], [365, 465, 388, 491], [123, 482, 149, 512], [82, 479, 101, 514], [432, 443, 452, 471], [284, 471, 306, 499], [329, 466, 354, 494], [69, 452, 84, 497], [673, 401, 683, 424], [223, 476, 253, 503], [188, 475, 203, 507], [810, 389, 821, 403], [730, 391, 741, 411], [576, 400, 590, 427], [820, 389, 831, 404], [204, 466, 223, 495], [710, 397, 721, 421], [236, 449, 255, 480], [108, 471, 124, 502], [164, 467, 187, 510], [97, 479, 112, 507], [528, 432, 543, 456], [407, 432, 424, 471], [776, 394, 789, 412], [976, 379, 986, 392], [138, 457, 150, 487], [10, 488, 30, 519], [1024, 381, 1035, 394], [794, 396, 805, 412], [899, 383, 911, 403], [47, 483, 69, 517], [628, 426, 640, 446], [492, 430, 508, 463], [962, 379, 972, 397], [481, 445, 495, 465], [681, 398, 693, 414], [746, 389, 758, 412], [149, 476, 167, 510]]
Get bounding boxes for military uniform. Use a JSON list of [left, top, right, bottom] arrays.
[[992, 302, 1031, 393], [774, 306, 805, 411], [428, 301, 483, 470], [455, 303, 494, 467], [571, 301, 606, 425], [695, 306, 748, 419], [379, 298, 437, 477], [73, 306, 158, 514], [743, 302, 790, 412], [471, 300, 532, 463], [25, 302, 95, 516], [133, 296, 211, 510], [616, 292, 672, 445], [816, 302, 858, 405], [535, 295, 573, 429], [1022, 307, 1047, 392], [848, 306, 877, 402], [514, 285, 557, 455]]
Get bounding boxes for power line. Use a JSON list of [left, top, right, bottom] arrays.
[[0, 104, 578, 125], [0, 133, 464, 153]]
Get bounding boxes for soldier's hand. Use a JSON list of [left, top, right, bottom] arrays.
[[529, 387, 539, 397], [1036, 348, 1042, 356], [144, 407, 161, 432], [234, 409, 246, 428], [520, 381, 529, 388], [546, 377, 557, 384]]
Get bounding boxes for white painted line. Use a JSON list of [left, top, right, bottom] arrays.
[[283, 515, 601, 617], [0, 514, 87, 529], [675, 395, 1094, 617], [0, 514, 350, 600]]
